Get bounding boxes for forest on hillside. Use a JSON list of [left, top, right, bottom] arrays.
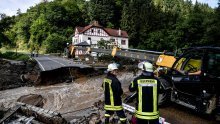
[[0, 0, 220, 53]]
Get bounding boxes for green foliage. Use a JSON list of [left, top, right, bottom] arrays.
[[29, 15, 49, 46], [0, 51, 29, 61], [89, 0, 118, 27], [1, 0, 220, 53], [97, 39, 111, 49], [42, 33, 67, 53], [0, 15, 15, 47]]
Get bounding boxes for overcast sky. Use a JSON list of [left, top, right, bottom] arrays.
[[191, 0, 218, 8], [0, 0, 219, 17]]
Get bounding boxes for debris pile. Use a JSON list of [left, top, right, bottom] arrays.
[[0, 59, 39, 90], [0, 102, 67, 124], [17, 94, 45, 108], [0, 57, 138, 123], [67, 101, 104, 124]]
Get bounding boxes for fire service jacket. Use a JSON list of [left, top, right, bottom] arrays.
[[129, 73, 161, 120], [103, 73, 123, 111]]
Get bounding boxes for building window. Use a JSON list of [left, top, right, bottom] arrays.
[[88, 37, 91, 40], [121, 40, 126, 45], [98, 30, 100, 34], [74, 39, 78, 43], [91, 29, 94, 33], [110, 39, 115, 42]]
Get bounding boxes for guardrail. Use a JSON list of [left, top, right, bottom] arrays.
[[76, 47, 162, 62]]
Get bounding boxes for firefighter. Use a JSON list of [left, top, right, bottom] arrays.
[[129, 61, 161, 124], [103, 63, 127, 124]]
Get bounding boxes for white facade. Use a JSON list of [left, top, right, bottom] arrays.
[[72, 26, 129, 49]]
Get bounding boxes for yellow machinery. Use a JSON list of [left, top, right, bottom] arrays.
[[111, 46, 121, 57], [155, 54, 176, 76], [173, 58, 202, 73], [156, 54, 176, 68], [155, 53, 202, 75]]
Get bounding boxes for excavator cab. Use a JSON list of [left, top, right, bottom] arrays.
[[158, 47, 220, 121]]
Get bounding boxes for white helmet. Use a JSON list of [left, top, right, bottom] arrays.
[[138, 61, 153, 72], [107, 63, 118, 72]]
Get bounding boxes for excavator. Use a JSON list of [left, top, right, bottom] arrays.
[[155, 47, 220, 121], [67, 44, 75, 59]]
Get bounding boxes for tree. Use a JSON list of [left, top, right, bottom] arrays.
[[17, 9, 22, 15], [60, 0, 83, 27], [0, 15, 15, 47], [121, 0, 156, 48], [120, 1, 139, 48], [0, 15, 14, 32], [203, 0, 220, 46], [0, 13, 7, 20], [97, 39, 111, 49], [29, 15, 49, 48], [42, 33, 67, 53], [0, 0, 218, 52], [89, 0, 117, 27]]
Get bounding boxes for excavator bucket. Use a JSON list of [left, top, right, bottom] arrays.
[[156, 54, 176, 68]]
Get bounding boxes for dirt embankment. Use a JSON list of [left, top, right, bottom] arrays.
[[0, 57, 138, 123], [0, 69, 135, 123], [0, 59, 40, 90]]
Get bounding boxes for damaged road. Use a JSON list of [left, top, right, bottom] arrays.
[[33, 55, 106, 85], [33, 55, 91, 71], [0, 56, 135, 123], [0, 66, 134, 123], [0, 57, 219, 124]]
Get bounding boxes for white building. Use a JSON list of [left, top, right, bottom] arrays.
[[72, 21, 129, 49]]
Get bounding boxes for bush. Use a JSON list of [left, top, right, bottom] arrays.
[[0, 51, 29, 61]]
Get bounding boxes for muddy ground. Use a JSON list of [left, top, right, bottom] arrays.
[[0, 58, 135, 123], [0, 58, 218, 124], [0, 58, 40, 90]]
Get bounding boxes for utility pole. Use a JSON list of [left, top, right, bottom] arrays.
[[41, 0, 48, 3]]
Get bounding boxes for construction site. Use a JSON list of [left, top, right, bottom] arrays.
[[0, 46, 219, 124]]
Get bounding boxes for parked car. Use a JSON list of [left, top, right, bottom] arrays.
[[157, 47, 220, 120]]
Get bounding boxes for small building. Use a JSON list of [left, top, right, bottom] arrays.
[[72, 21, 129, 50]]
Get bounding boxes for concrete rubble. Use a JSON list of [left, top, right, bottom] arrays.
[[0, 57, 219, 123], [0, 102, 67, 124]]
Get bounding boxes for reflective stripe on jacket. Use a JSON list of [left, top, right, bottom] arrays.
[[129, 73, 160, 120], [103, 73, 123, 111]]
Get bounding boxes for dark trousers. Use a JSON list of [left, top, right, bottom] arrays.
[[105, 110, 126, 124], [136, 118, 159, 124]]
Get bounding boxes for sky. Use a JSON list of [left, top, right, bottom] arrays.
[[0, 0, 42, 16], [0, 0, 219, 17], [191, 0, 218, 8]]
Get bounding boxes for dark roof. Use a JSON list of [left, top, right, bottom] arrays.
[[76, 26, 84, 32], [75, 22, 128, 38], [74, 41, 90, 46], [104, 28, 128, 38]]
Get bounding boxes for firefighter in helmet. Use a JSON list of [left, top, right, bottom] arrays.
[[129, 61, 161, 124], [103, 63, 127, 124]]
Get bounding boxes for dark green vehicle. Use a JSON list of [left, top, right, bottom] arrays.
[[158, 47, 220, 120]]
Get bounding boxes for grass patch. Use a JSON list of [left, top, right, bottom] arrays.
[[0, 51, 30, 61]]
